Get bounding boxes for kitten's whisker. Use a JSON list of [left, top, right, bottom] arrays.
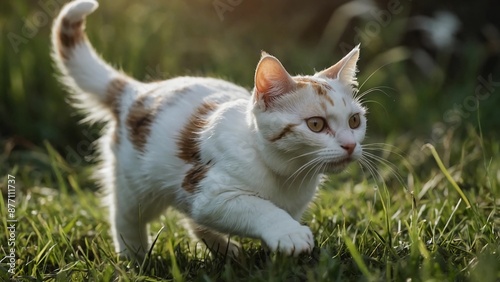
[[358, 62, 396, 92], [355, 86, 395, 100], [308, 161, 327, 188], [360, 142, 410, 190], [284, 157, 321, 188], [286, 150, 323, 163], [362, 147, 396, 156], [362, 146, 407, 162], [299, 159, 323, 190], [361, 142, 400, 148], [362, 151, 397, 168], [362, 148, 405, 166], [358, 160, 379, 185], [358, 161, 377, 184], [356, 99, 386, 108], [361, 151, 407, 190], [358, 157, 384, 183], [362, 158, 387, 186], [356, 89, 385, 97]]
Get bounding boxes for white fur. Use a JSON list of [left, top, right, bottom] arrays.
[[52, 0, 366, 258]]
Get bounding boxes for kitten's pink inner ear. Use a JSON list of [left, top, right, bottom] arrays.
[[318, 45, 360, 86], [254, 55, 296, 104]]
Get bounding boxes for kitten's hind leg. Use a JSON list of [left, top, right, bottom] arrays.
[[186, 219, 241, 257], [107, 175, 150, 259], [111, 204, 150, 258]]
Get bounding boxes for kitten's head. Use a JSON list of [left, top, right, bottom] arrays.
[[251, 46, 366, 176]]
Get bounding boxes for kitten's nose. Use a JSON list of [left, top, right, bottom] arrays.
[[341, 143, 356, 155]]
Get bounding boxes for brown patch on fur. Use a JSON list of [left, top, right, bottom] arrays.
[[124, 86, 192, 151], [165, 87, 191, 107], [111, 127, 120, 145], [57, 18, 85, 60], [294, 77, 334, 106], [182, 163, 210, 193], [143, 86, 191, 108], [104, 78, 128, 144], [294, 77, 332, 90], [323, 93, 334, 106], [321, 102, 327, 112], [177, 102, 219, 163], [269, 124, 298, 142], [177, 101, 218, 193], [105, 78, 128, 118], [126, 95, 161, 152]]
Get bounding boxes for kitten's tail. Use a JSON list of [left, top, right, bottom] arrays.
[[51, 0, 137, 123]]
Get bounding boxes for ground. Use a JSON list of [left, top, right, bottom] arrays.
[[1, 135, 499, 281]]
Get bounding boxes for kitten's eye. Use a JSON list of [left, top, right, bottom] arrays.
[[306, 117, 326, 133], [349, 113, 361, 129]]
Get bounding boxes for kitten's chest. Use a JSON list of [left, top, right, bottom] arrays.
[[267, 176, 319, 218], [220, 161, 319, 219]]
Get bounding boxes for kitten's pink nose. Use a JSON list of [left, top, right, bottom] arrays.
[[341, 143, 356, 155]]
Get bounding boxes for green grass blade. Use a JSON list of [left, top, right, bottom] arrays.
[[423, 143, 471, 208], [343, 235, 375, 281], [166, 239, 184, 282], [44, 141, 68, 194]]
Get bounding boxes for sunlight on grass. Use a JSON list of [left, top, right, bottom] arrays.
[[1, 132, 499, 280]]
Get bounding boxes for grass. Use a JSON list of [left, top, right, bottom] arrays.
[[1, 0, 500, 280], [1, 129, 499, 281]]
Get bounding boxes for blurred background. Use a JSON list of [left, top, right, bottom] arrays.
[[1, 0, 499, 190]]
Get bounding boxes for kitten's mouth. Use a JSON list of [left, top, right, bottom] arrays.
[[324, 157, 354, 172]]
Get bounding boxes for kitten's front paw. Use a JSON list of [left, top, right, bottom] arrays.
[[263, 224, 314, 256]]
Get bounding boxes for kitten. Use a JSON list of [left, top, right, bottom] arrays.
[[52, 0, 366, 258]]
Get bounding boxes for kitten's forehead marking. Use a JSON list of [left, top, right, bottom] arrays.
[[294, 77, 334, 106], [269, 123, 298, 142], [320, 102, 327, 112]]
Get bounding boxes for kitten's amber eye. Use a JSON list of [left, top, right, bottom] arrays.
[[306, 117, 326, 133], [349, 113, 361, 129]]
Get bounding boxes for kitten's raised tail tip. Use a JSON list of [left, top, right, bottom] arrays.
[[61, 0, 99, 22]]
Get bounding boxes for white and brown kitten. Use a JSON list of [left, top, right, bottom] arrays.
[[52, 0, 366, 258]]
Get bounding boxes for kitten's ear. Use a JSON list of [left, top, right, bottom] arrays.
[[317, 44, 360, 86], [254, 52, 296, 106]]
